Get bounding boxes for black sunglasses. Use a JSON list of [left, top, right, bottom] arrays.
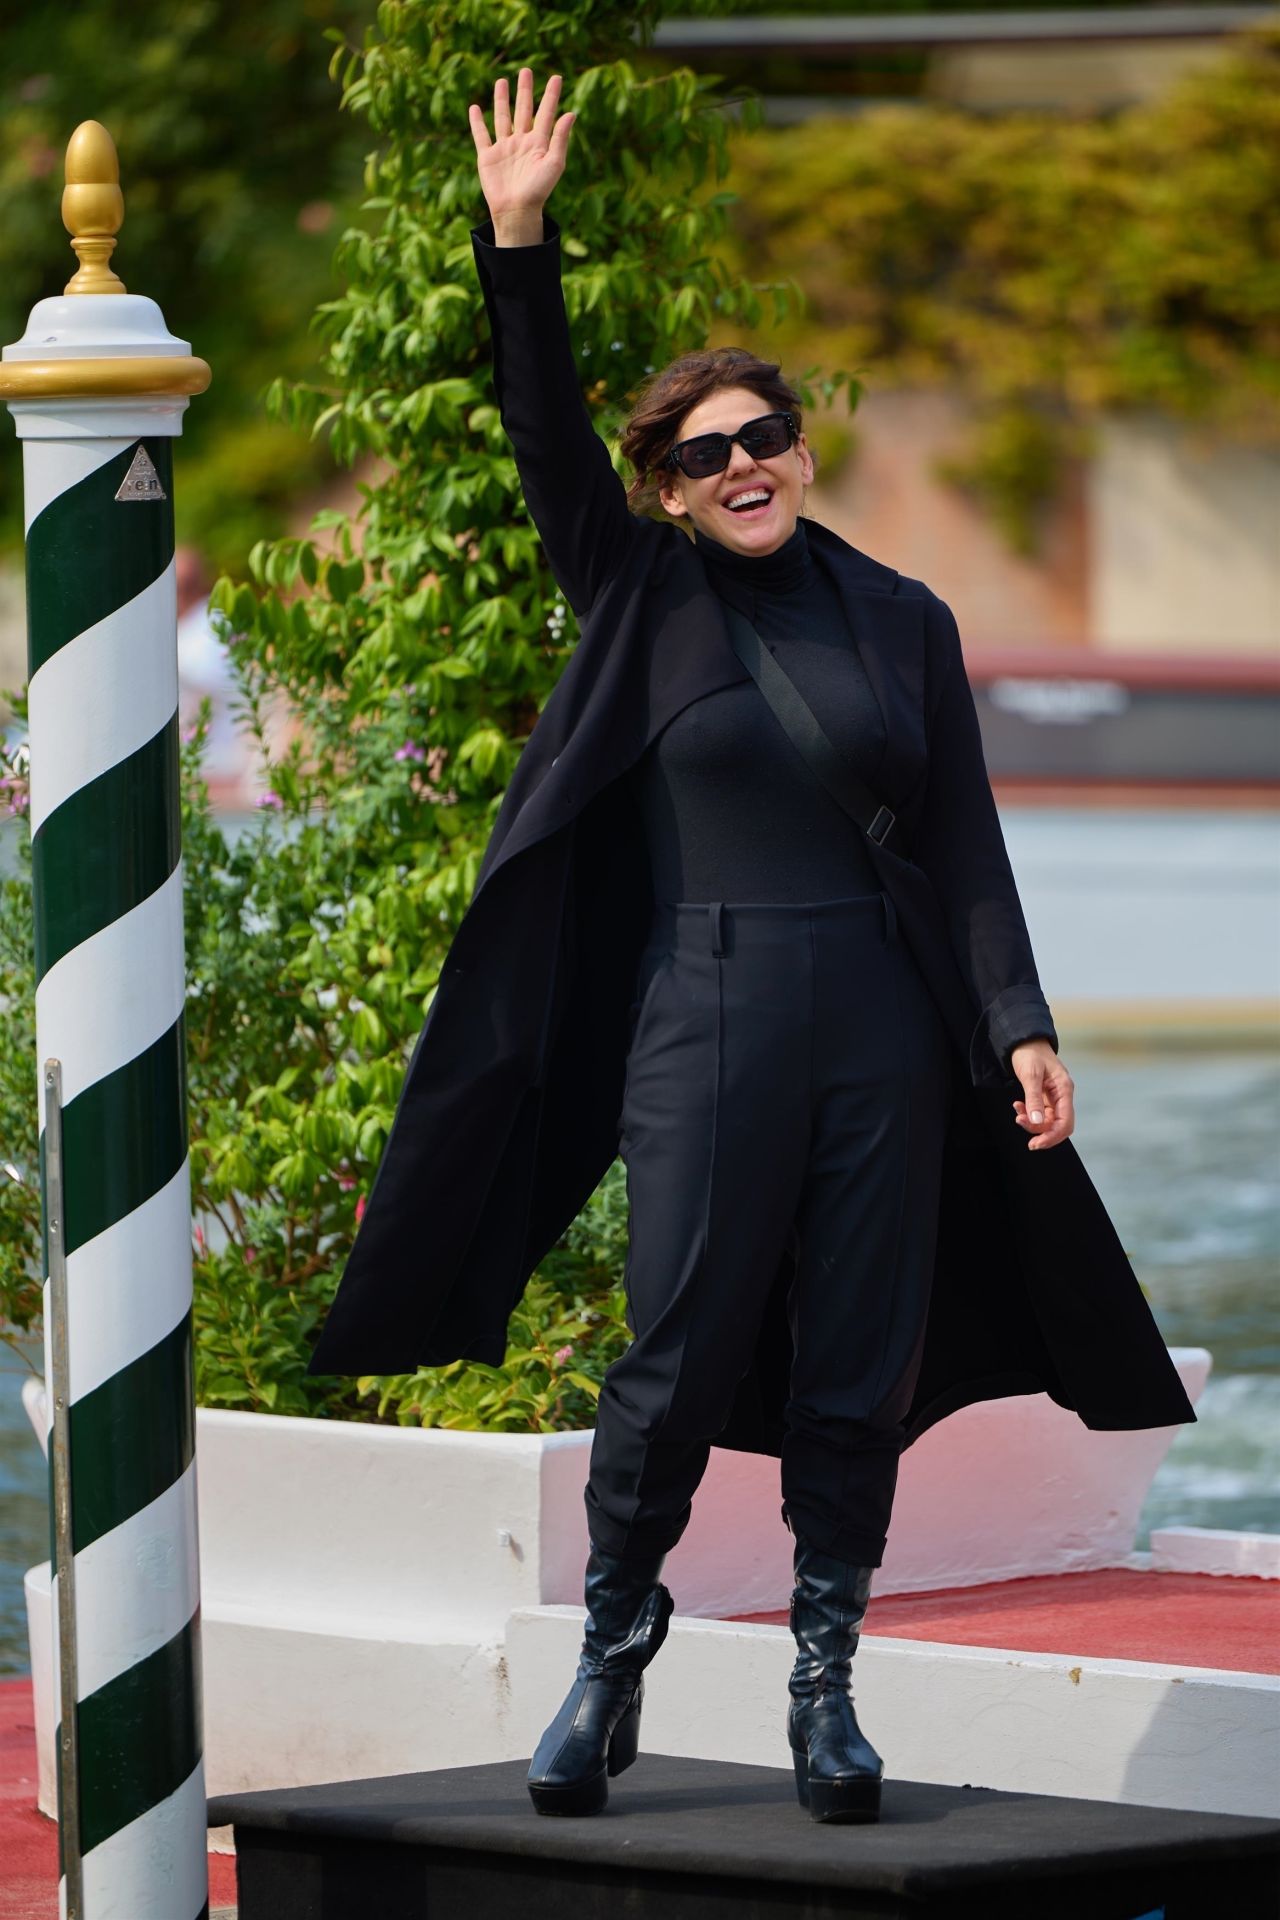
[[663, 411, 797, 480]]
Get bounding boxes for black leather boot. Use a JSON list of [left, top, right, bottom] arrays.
[[786, 1532, 884, 1823], [527, 1540, 675, 1816]]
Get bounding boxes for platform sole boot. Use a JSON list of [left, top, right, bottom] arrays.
[[786, 1532, 884, 1824], [527, 1541, 675, 1816]]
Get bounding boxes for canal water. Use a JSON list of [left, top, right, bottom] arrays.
[[1, 807, 1277, 1672]]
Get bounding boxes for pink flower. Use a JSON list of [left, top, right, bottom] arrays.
[[553, 1345, 574, 1365], [244, 1246, 256, 1265], [355, 1193, 366, 1225], [255, 790, 283, 809], [337, 1175, 356, 1191], [394, 741, 426, 763], [194, 1225, 206, 1252], [296, 200, 334, 236]]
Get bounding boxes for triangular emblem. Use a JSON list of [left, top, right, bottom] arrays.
[[114, 445, 167, 502]]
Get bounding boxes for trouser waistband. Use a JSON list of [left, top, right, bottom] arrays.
[[649, 892, 897, 956]]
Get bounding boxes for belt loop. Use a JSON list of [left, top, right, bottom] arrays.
[[881, 891, 898, 945], [709, 900, 726, 956]]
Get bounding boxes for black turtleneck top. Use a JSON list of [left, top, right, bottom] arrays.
[[624, 517, 887, 904]]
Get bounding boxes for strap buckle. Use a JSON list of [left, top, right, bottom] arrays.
[[867, 805, 896, 847]]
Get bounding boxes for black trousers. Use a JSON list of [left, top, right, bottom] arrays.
[[584, 890, 952, 1569]]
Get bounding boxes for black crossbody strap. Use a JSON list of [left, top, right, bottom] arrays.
[[720, 600, 901, 854]]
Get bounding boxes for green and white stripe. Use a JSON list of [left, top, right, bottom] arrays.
[[28, 435, 207, 1920]]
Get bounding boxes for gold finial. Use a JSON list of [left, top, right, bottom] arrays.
[[62, 121, 126, 295]]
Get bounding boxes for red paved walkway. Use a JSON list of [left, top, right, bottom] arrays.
[[739, 1568, 1280, 1675], [0, 1680, 237, 1919]]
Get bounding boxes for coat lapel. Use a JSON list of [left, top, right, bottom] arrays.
[[806, 522, 928, 811]]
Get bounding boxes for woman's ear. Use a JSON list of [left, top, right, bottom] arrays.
[[657, 469, 689, 520], [796, 432, 816, 487]]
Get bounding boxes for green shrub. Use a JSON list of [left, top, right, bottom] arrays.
[[0, 727, 39, 1370]]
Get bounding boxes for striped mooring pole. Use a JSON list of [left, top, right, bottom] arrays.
[[0, 122, 211, 1918]]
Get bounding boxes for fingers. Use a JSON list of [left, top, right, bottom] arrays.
[[1014, 1098, 1065, 1150], [1017, 1060, 1046, 1130], [1033, 1066, 1075, 1150], [1011, 1064, 1076, 1151], [474, 70, 563, 147], [537, 69, 564, 141], [493, 73, 512, 141], [512, 66, 532, 136], [466, 102, 492, 154], [549, 108, 577, 166]]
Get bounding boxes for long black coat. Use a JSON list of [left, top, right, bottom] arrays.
[[308, 216, 1195, 1450]]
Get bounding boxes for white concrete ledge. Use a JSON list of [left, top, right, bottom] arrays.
[[508, 1606, 1280, 1820], [1150, 1526, 1280, 1579], [26, 1557, 518, 1813], [200, 1614, 515, 1800], [32, 1561, 1274, 1824]]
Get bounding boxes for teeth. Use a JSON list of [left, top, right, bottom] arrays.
[[727, 491, 770, 510]]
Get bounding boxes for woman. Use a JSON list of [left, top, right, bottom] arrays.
[[309, 66, 1195, 1824]]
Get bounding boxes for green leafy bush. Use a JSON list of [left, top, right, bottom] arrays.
[[0, 726, 39, 1367], [1, 1, 854, 1428]]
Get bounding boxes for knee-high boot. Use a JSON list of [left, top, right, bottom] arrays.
[[786, 1531, 884, 1823], [527, 1539, 674, 1816]]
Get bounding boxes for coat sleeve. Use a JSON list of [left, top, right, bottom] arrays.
[[910, 589, 1059, 1084], [471, 211, 638, 621]]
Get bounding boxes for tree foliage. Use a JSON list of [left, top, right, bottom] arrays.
[[719, 24, 1280, 548], [0, 0, 373, 569]]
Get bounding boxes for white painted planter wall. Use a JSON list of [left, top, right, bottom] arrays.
[[178, 1348, 1222, 1625], [23, 1349, 1211, 1630], [26, 1347, 1272, 1822]]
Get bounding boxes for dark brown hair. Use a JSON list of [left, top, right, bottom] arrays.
[[619, 346, 813, 519]]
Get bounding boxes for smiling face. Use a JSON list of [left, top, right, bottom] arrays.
[[655, 384, 815, 555]]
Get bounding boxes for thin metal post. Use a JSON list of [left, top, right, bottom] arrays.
[[45, 1057, 83, 1920]]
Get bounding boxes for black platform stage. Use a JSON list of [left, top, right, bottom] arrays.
[[209, 1752, 1280, 1920]]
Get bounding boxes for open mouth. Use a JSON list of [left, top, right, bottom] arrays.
[[722, 489, 774, 521]]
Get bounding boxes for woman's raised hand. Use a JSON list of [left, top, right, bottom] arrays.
[[469, 68, 576, 227]]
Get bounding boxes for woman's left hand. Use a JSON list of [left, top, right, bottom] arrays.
[[1010, 1039, 1075, 1150]]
